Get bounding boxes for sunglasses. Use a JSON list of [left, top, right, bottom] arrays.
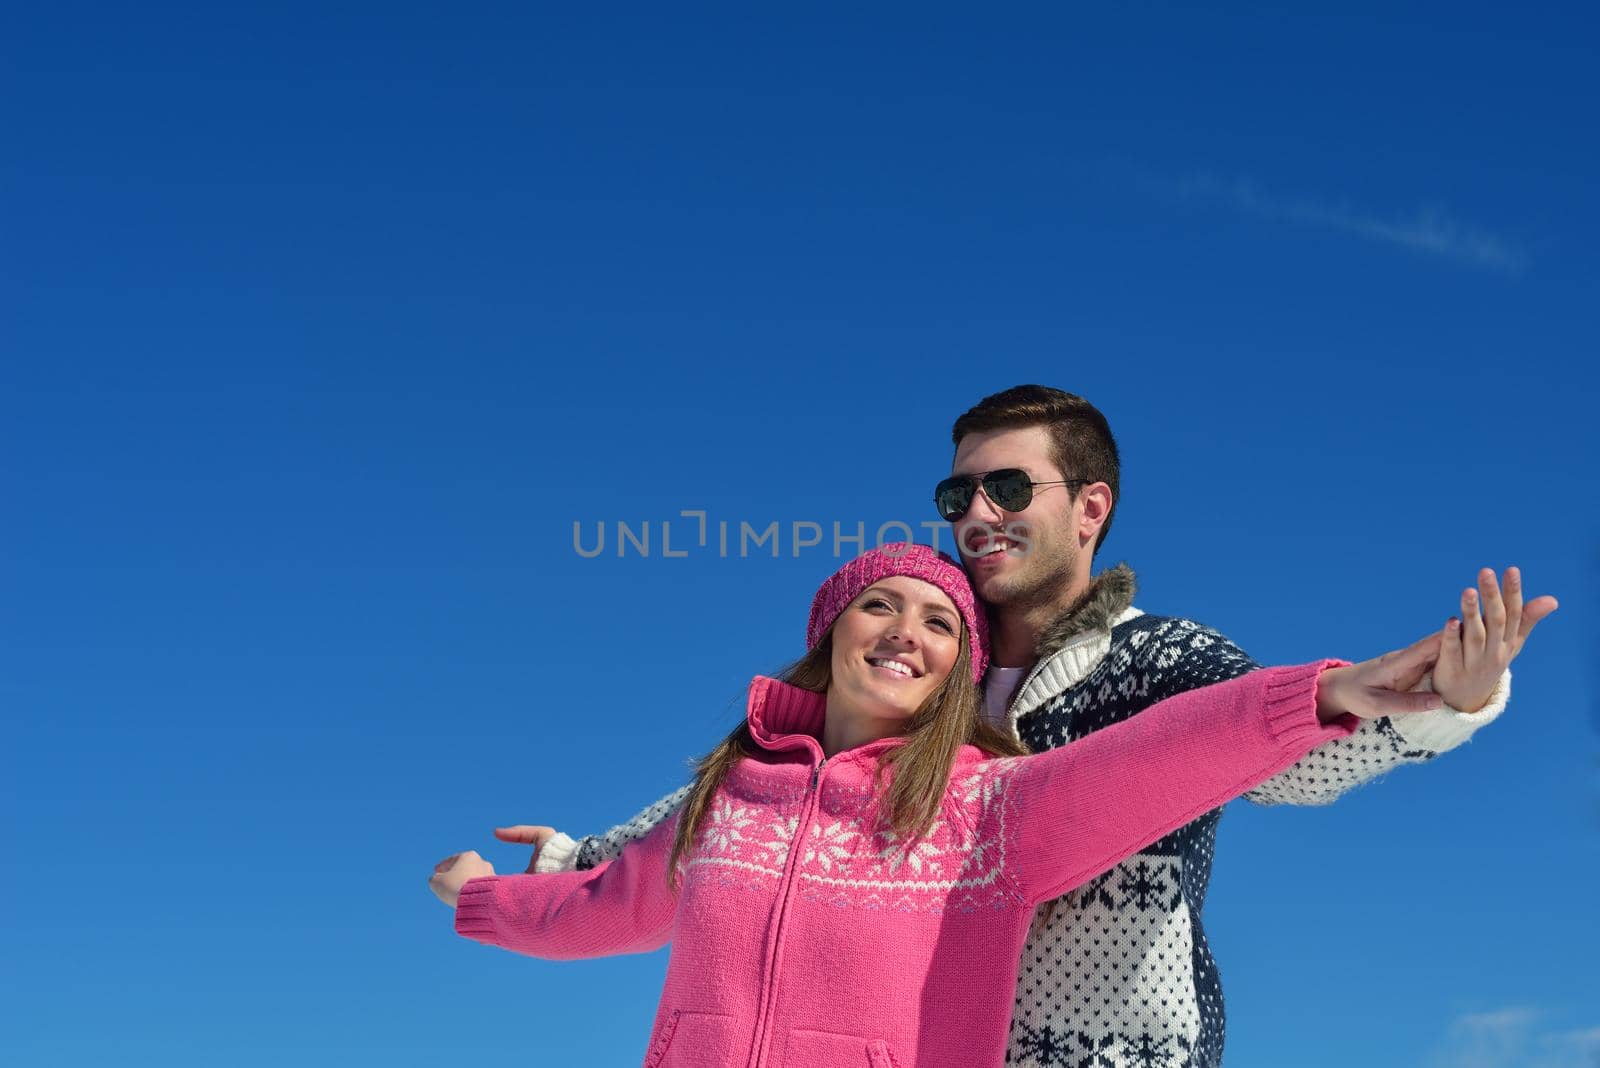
[[933, 469, 1089, 522]]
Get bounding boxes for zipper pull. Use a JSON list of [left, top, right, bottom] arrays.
[[810, 757, 827, 790]]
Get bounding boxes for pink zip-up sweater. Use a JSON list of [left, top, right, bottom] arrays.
[[456, 661, 1353, 1068]]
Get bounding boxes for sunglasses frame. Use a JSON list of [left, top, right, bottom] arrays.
[[933, 469, 1090, 521]]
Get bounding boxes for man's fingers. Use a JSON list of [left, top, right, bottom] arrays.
[[1501, 567, 1524, 647], [1515, 595, 1559, 648], [1440, 617, 1463, 677], [1461, 585, 1486, 655], [495, 825, 559, 873], [1479, 568, 1507, 644], [495, 824, 556, 846], [495, 826, 542, 843]]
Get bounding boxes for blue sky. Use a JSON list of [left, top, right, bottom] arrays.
[[4, 4, 1597, 1066]]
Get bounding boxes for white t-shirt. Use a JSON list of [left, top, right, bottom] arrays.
[[982, 664, 1029, 728]]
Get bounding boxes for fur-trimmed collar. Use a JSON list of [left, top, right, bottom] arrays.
[[1032, 562, 1139, 659]]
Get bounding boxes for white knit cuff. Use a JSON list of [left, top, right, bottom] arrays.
[[532, 831, 581, 873], [1388, 668, 1512, 752]]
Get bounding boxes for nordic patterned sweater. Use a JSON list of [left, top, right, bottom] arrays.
[[535, 564, 1511, 1068]]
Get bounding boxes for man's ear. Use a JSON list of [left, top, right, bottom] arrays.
[[1077, 482, 1113, 547]]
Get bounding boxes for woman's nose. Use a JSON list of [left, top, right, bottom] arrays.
[[885, 623, 916, 647]]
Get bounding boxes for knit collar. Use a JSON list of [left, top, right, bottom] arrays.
[[746, 675, 829, 746], [998, 563, 1143, 730], [743, 675, 978, 767]]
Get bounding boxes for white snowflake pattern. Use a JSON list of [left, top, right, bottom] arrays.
[[956, 834, 998, 876], [957, 770, 986, 805], [758, 815, 800, 865], [700, 798, 758, 854], [802, 819, 860, 872], [959, 758, 1018, 810], [870, 828, 945, 876]]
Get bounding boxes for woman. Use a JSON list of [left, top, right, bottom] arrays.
[[429, 544, 1444, 1068]]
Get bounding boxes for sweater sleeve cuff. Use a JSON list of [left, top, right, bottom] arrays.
[[1264, 659, 1359, 748], [454, 875, 505, 944], [1387, 669, 1511, 752], [533, 832, 581, 874]]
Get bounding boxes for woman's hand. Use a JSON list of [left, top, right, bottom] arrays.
[[1433, 567, 1557, 713], [1315, 631, 1447, 723], [429, 850, 495, 908], [494, 824, 560, 872]]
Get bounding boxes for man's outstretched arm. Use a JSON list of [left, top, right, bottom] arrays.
[[498, 783, 695, 873], [1144, 567, 1553, 807]]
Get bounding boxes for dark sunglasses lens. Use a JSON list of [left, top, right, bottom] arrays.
[[984, 469, 1034, 511], [934, 478, 975, 520]]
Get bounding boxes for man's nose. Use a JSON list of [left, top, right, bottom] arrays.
[[962, 484, 1005, 527]]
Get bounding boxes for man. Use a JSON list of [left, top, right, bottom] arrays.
[[504, 385, 1555, 1068]]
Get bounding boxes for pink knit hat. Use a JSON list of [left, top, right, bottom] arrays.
[[806, 543, 988, 683]]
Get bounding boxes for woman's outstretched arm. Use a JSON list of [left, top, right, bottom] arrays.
[[1000, 634, 1445, 905], [449, 812, 681, 960]]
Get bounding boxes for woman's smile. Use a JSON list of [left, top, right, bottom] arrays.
[[866, 655, 923, 680]]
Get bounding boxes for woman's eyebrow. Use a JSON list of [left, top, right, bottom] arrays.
[[863, 587, 953, 621]]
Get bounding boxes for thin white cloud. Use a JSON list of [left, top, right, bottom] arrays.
[[1427, 1007, 1600, 1068], [1139, 168, 1530, 274]]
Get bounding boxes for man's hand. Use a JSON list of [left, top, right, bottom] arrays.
[[1434, 567, 1558, 713], [429, 850, 495, 908], [1315, 630, 1449, 723], [494, 824, 560, 872]]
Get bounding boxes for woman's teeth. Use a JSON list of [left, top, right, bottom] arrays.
[[868, 658, 916, 678]]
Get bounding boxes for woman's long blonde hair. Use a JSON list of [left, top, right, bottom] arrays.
[[666, 615, 1026, 887]]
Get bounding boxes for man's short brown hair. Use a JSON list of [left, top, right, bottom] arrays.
[[950, 385, 1121, 555]]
